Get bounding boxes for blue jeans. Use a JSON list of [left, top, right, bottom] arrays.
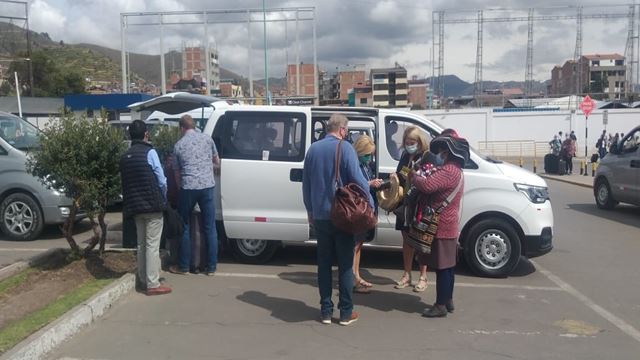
[[314, 220, 355, 320], [178, 187, 218, 272]]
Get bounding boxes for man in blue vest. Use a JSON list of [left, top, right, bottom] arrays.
[[120, 120, 171, 296]]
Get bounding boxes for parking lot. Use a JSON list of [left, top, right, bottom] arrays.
[[3, 180, 640, 359]]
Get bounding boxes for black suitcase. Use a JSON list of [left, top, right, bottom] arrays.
[[544, 154, 559, 174], [557, 159, 567, 175], [190, 211, 209, 273]]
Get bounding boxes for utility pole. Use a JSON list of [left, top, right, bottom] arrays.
[[574, 6, 583, 97], [474, 10, 484, 107], [24, 2, 33, 96], [525, 8, 534, 107], [263, 0, 270, 104]]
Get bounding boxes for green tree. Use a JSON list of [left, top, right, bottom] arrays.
[[7, 50, 86, 97], [27, 109, 126, 257]]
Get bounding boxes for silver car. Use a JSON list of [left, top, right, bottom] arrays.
[[0, 111, 75, 240], [594, 125, 640, 209]]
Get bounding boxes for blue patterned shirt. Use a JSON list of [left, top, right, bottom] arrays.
[[173, 129, 218, 190]]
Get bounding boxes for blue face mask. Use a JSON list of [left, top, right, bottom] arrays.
[[405, 144, 418, 154], [359, 154, 372, 164]]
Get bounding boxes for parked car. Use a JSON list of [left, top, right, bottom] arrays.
[[129, 92, 554, 277], [0, 111, 77, 241], [594, 125, 640, 209]]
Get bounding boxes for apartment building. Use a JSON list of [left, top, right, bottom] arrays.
[[370, 66, 408, 108], [550, 54, 626, 100]]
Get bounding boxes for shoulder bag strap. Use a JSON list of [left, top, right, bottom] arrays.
[[434, 172, 463, 214], [334, 140, 343, 188]]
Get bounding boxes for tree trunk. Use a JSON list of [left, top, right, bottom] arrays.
[[83, 215, 101, 255], [61, 204, 80, 255], [98, 212, 107, 254]]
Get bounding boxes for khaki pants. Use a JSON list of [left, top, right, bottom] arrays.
[[134, 212, 164, 289]]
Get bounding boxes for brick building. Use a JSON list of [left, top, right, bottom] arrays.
[[286, 63, 316, 96], [336, 70, 366, 101], [550, 54, 626, 100]]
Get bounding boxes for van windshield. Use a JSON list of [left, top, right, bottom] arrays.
[[0, 114, 40, 151]]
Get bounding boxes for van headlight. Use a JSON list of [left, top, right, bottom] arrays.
[[514, 183, 549, 204]]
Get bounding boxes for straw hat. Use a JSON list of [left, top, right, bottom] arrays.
[[377, 173, 404, 211]]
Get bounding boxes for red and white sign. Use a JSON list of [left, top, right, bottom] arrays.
[[579, 95, 596, 118]]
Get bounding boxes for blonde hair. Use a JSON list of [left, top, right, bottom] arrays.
[[402, 126, 429, 153], [353, 134, 375, 156]]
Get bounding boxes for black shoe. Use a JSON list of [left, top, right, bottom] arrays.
[[446, 300, 455, 313], [422, 304, 447, 318]]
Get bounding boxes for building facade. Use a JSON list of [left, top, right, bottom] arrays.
[[408, 78, 430, 109], [550, 54, 626, 100], [286, 63, 316, 96], [336, 70, 366, 101], [370, 66, 408, 108]]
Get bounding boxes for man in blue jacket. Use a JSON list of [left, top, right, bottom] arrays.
[[303, 113, 374, 326]]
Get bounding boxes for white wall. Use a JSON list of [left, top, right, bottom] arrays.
[[412, 108, 640, 157]]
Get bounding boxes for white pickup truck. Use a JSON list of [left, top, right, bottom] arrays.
[[130, 92, 553, 277]]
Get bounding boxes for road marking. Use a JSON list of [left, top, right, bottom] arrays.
[[532, 260, 640, 344], [213, 272, 563, 291], [0, 248, 51, 252]]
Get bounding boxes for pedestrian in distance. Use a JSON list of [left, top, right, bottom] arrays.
[[169, 114, 220, 276], [561, 134, 575, 175], [120, 120, 171, 296], [352, 134, 383, 294], [394, 126, 433, 293], [303, 113, 374, 326], [410, 130, 469, 318]]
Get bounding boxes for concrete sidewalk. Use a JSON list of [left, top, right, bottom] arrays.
[[500, 157, 595, 188]]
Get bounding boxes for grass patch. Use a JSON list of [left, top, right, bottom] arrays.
[[0, 269, 35, 295], [0, 278, 113, 354]]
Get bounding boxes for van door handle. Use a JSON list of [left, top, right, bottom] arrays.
[[631, 160, 640, 168], [290, 168, 303, 182]]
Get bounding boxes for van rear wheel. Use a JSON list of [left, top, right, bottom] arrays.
[[463, 218, 521, 278], [229, 238, 279, 264]]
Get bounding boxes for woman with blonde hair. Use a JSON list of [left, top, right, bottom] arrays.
[[352, 134, 383, 293], [394, 126, 433, 292]]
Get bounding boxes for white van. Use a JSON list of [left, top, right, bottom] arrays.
[[130, 93, 553, 277]]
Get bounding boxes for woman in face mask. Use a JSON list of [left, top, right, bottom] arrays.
[[352, 135, 383, 293], [394, 126, 431, 292]]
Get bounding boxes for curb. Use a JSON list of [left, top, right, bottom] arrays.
[[539, 174, 593, 189], [0, 248, 64, 282], [0, 273, 135, 360]]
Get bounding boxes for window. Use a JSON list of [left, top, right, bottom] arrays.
[[0, 145, 6, 155], [359, 98, 368, 105], [385, 117, 437, 161], [621, 130, 639, 153], [615, 60, 624, 66], [214, 111, 306, 162]]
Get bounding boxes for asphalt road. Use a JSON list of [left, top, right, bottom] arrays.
[[4, 180, 640, 359]]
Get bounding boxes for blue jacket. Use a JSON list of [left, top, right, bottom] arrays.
[[303, 135, 374, 220]]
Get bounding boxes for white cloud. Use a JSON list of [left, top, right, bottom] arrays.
[[21, 0, 634, 82]]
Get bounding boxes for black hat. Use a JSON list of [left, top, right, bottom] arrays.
[[430, 129, 470, 167]]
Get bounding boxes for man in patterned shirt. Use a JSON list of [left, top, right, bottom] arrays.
[[169, 115, 220, 276]]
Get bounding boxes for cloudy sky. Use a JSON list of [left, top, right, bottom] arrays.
[[1, 0, 634, 82]]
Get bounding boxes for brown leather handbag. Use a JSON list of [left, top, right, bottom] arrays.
[[330, 141, 378, 235]]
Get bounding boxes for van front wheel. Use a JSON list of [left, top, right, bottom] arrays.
[[463, 218, 521, 278], [0, 193, 44, 241], [229, 238, 279, 264]]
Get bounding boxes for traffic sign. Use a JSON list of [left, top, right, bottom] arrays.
[[579, 95, 595, 118]]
